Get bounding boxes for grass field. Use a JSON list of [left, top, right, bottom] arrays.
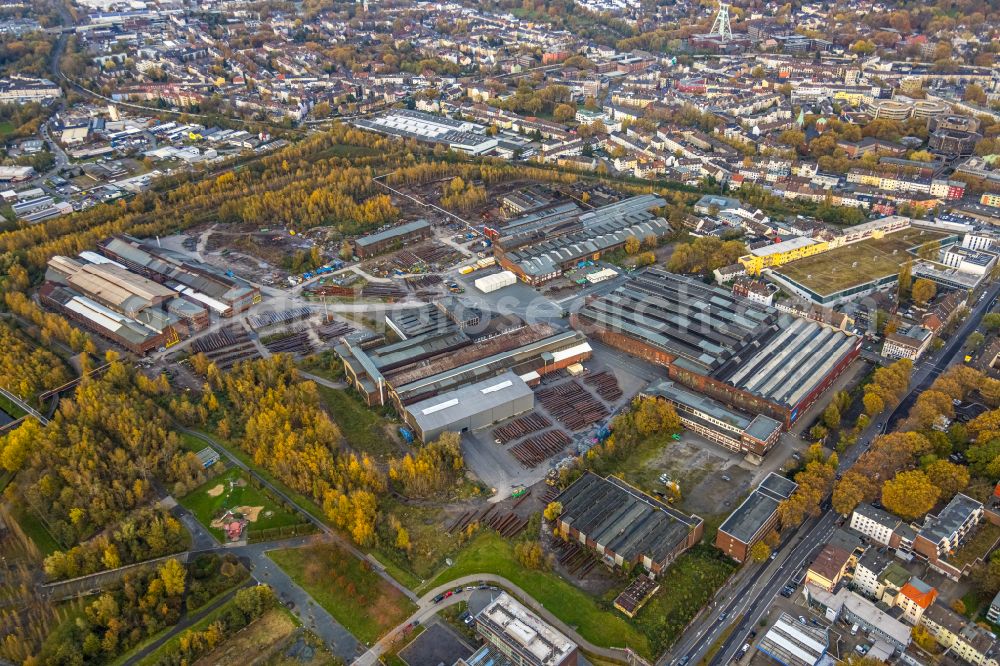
[[12, 505, 63, 555], [179, 468, 301, 540], [178, 431, 212, 454], [188, 608, 299, 666], [422, 531, 652, 657], [0, 393, 27, 421], [775, 227, 950, 295], [268, 541, 416, 644], [0, 120, 15, 137], [317, 385, 401, 457], [378, 500, 458, 581], [630, 546, 736, 656]]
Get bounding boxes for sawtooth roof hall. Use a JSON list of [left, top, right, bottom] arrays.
[[572, 268, 860, 425]]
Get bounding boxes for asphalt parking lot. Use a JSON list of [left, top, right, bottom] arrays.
[[398, 622, 474, 666], [454, 270, 564, 323]]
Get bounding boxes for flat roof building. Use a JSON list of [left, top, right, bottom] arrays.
[[806, 585, 910, 652], [354, 110, 497, 155], [404, 371, 534, 442], [474, 593, 578, 666], [757, 613, 829, 666], [716, 472, 797, 562], [554, 472, 703, 577], [642, 379, 783, 458]]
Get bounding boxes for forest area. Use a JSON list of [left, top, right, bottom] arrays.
[[179, 354, 467, 560]]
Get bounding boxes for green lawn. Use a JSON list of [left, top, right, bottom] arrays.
[[776, 227, 950, 295], [422, 531, 652, 657], [178, 431, 212, 454], [179, 468, 302, 540], [0, 120, 15, 137], [268, 542, 416, 643], [630, 546, 736, 656], [12, 505, 63, 555], [317, 385, 401, 457], [0, 392, 28, 421], [949, 522, 1000, 569]]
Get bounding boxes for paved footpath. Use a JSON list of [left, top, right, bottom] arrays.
[[353, 574, 631, 666]]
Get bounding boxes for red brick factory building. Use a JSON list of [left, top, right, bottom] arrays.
[[571, 268, 860, 427]]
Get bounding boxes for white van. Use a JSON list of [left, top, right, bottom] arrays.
[[851, 623, 859, 636]]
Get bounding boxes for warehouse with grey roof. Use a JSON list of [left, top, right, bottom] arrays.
[[404, 371, 534, 441], [572, 268, 860, 426], [553, 472, 703, 577]]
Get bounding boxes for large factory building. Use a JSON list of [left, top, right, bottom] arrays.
[[572, 268, 860, 426]]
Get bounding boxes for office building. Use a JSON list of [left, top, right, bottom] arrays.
[[473, 593, 578, 666], [716, 472, 797, 562], [642, 380, 783, 458]]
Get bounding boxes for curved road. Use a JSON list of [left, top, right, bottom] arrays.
[[354, 574, 630, 666]]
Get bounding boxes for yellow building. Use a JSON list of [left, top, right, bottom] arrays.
[[982, 192, 1000, 208], [833, 90, 865, 107], [739, 236, 829, 275]]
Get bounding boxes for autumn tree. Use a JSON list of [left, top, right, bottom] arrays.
[[632, 397, 682, 438], [912, 625, 937, 652], [863, 392, 885, 417], [749, 541, 771, 563], [911, 278, 936, 305], [908, 389, 954, 429], [924, 460, 969, 501], [514, 541, 549, 570], [882, 470, 940, 521], [389, 431, 465, 498], [780, 450, 838, 528], [832, 471, 871, 516], [624, 235, 641, 255], [864, 358, 912, 409], [543, 502, 563, 522], [968, 408, 1000, 443], [667, 237, 746, 275], [822, 403, 841, 430]]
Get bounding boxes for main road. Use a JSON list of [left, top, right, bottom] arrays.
[[666, 279, 1000, 666]]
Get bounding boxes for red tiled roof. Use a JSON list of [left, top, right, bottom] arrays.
[[900, 582, 938, 609]]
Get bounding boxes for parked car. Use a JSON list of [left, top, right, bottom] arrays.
[[433, 594, 445, 603]]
